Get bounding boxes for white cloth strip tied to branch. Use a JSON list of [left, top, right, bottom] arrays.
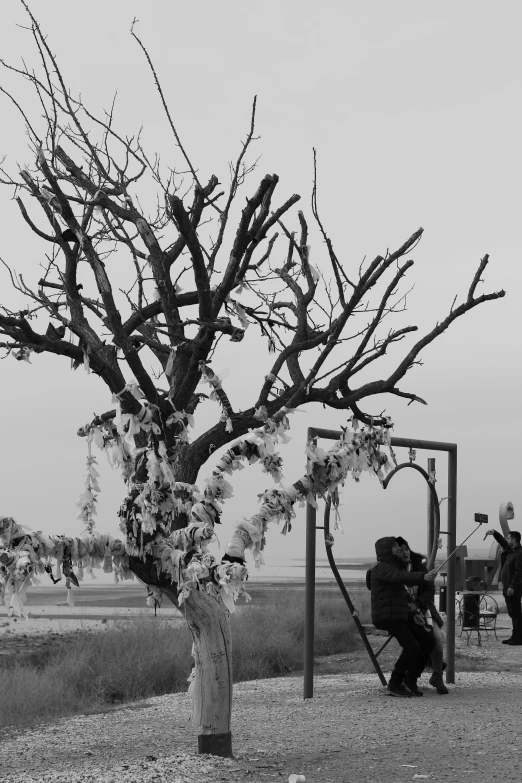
[[1, 415, 395, 618], [198, 361, 234, 432], [305, 420, 396, 502], [146, 586, 163, 610], [176, 407, 298, 582], [215, 561, 250, 613], [76, 398, 394, 614], [165, 407, 194, 444], [83, 397, 208, 602], [89, 421, 132, 479], [76, 433, 101, 533], [0, 517, 135, 617], [13, 345, 33, 363], [84, 394, 199, 557], [112, 381, 163, 457], [234, 302, 250, 330], [202, 406, 293, 508], [221, 419, 395, 576]]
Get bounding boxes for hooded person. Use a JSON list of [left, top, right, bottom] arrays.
[[370, 536, 437, 697], [396, 536, 448, 695]]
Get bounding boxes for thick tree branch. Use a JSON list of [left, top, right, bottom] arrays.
[[213, 174, 279, 313], [168, 195, 213, 321]]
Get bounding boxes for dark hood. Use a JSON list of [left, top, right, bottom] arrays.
[[410, 551, 427, 570], [375, 536, 398, 562]]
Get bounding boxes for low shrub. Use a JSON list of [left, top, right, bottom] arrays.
[[231, 589, 370, 680], [0, 588, 366, 730]]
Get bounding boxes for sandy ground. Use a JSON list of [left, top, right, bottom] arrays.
[[1, 583, 521, 782], [1, 671, 522, 783]]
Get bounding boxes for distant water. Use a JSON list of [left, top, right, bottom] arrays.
[[24, 559, 371, 594], [247, 550, 492, 582], [248, 557, 371, 583], [24, 549, 485, 592]]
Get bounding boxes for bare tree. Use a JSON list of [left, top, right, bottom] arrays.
[[0, 3, 505, 756]]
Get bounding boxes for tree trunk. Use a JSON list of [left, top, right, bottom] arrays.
[[182, 588, 233, 757], [127, 452, 234, 757], [133, 569, 234, 757]]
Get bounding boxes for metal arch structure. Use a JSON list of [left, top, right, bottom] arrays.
[[322, 498, 388, 686], [320, 460, 442, 688], [303, 428, 457, 699], [381, 462, 441, 570]]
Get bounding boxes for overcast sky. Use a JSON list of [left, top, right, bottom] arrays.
[[0, 1, 520, 576]]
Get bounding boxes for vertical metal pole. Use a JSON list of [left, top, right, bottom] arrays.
[[446, 446, 457, 684], [303, 497, 317, 699], [427, 457, 436, 556]]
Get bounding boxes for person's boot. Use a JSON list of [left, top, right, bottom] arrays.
[[509, 617, 522, 646], [429, 672, 449, 694], [502, 623, 514, 645], [387, 671, 412, 698], [403, 674, 423, 697]]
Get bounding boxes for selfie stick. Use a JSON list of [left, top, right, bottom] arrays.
[[435, 513, 488, 574]]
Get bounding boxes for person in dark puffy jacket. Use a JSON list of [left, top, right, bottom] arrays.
[[396, 537, 448, 695], [370, 536, 437, 698]]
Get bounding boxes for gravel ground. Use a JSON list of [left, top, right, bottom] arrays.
[[1, 669, 522, 783]]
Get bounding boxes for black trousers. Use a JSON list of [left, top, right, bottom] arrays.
[[504, 593, 522, 620], [378, 617, 435, 678]]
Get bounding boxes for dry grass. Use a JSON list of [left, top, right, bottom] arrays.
[[232, 589, 370, 680], [0, 589, 367, 730]]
